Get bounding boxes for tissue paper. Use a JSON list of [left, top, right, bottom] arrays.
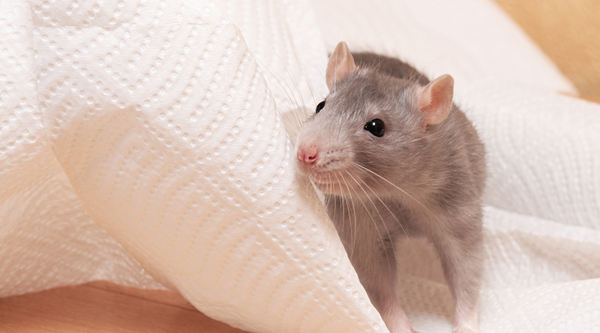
[[1, 0, 164, 296], [28, 0, 387, 332], [460, 81, 600, 230]]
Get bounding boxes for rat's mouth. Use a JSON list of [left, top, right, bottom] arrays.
[[296, 162, 356, 195]]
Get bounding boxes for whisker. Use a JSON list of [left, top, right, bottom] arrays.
[[253, 57, 302, 116], [349, 167, 410, 239], [418, 46, 457, 75], [249, 29, 325, 129], [327, 172, 337, 226], [288, 49, 320, 107], [253, 34, 304, 106], [349, 163, 431, 276], [351, 162, 445, 225], [343, 170, 393, 272], [335, 171, 358, 258]]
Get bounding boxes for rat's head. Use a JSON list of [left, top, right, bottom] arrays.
[[295, 42, 454, 198]]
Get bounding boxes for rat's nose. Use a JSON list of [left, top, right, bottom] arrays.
[[297, 145, 319, 164]]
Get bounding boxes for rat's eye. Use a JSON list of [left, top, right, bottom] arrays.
[[315, 100, 325, 114], [364, 119, 385, 137]]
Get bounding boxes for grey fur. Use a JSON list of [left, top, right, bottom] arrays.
[[296, 52, 486, 333]]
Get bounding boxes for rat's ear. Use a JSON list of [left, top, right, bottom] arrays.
[[417, 74, 454, 125], [326, 41, 356, 89]]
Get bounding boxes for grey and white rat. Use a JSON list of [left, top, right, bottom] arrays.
[[295, 42, 486, 333]]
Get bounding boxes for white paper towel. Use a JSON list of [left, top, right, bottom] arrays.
[[1, 0, 599, 332], [0, 0, 165, 297], [23, 0, 387, 332], [459, 81, 600, 230]]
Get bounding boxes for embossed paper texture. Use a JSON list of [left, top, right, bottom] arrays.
[[1, 0, 599, 333], [2, 0, 386, 332]]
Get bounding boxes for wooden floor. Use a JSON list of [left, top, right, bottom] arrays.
[[495, 0, 600, 102], [0, 281, 249, 333]]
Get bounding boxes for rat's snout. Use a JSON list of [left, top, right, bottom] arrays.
[[296, 144, 319, 165]]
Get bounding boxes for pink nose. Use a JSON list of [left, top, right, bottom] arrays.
[[297, 145, 319, 164]]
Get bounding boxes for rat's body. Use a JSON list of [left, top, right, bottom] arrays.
[[295, 42, 485, 333]]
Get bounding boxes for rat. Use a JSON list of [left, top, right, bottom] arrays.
[[295, 41, 486, 333]]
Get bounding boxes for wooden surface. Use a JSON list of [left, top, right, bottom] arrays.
[[0, 281, 249, 333], [495, 0, 600, 102]]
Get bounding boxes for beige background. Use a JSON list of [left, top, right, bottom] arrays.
[[496, 0, 600, 102]]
